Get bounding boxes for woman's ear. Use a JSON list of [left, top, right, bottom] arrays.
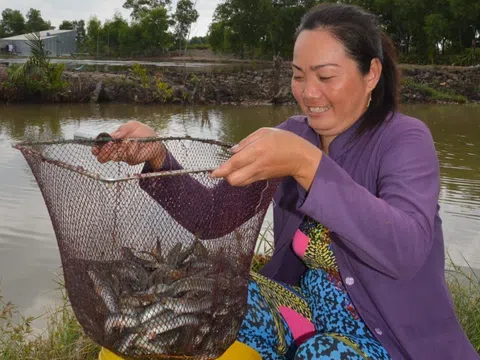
[[366, 58, 382, 92]]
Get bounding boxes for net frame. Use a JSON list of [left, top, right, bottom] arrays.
[[13, 135, 274, 360]]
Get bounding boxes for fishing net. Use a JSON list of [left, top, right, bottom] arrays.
[[14, 134, 278, 359]]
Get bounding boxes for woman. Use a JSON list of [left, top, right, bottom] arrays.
[[94, 3, 478, 359]]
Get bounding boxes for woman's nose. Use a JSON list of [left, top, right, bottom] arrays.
[[302, 79, 323, 100]]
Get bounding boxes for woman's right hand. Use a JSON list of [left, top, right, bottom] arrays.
[[92, 121, 166, 170]]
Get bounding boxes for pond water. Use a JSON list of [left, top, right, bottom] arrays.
[[0, 102, 478, 329]]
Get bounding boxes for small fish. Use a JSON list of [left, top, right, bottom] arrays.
[[138, 283, 171, 296], [138, 301, 169, 324], [170, 278, 215, 297], [137, 312, 200, 340], [163, 297, 213, 315], [166, 243, 183, 265], [112, 261, 149, 292], [175, 241, 197, 266], [193, 238, 209, 258], [88, 270, 119, 314], [152, 238, 163, 262], [149, 267, 186, 287], [132, 334, 168, 355], [105, 313, 140, 335], [121, 247, 155, 269], [116, 333, 138, 353]]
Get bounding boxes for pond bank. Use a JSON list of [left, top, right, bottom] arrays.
[[0, 62, 478, 105]]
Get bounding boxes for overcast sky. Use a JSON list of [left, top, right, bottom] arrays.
[[0, 0, 221, 37]]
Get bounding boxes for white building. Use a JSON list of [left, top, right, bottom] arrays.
[[0, 29, 76, 57]]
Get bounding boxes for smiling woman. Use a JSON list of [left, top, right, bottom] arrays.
[[92, 3, 479, 360]]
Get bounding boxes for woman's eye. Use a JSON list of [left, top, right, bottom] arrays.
[[318, 76, 333, 81], [293, 75, 304, 80]]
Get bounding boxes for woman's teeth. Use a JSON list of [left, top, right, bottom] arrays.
[[308, 106, 331, 113]]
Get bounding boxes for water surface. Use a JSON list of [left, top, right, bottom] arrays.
[[0, 102, 478, 328]]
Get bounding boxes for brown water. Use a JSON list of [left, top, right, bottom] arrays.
[[0, 102, 479, 327]]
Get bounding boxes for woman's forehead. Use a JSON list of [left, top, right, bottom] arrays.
[[293, 30, 348, 67]]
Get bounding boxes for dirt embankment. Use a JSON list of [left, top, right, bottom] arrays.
[[1, 61, 479, 105]]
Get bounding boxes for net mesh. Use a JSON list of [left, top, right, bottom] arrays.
[[14, 135, 278, 359]]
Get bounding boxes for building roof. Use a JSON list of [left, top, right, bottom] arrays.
[[0, 29, 74, 41]]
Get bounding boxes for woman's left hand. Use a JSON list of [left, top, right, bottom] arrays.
[[210, 127, 322, 189]]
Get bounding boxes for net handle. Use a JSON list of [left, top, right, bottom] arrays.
[[12, 135, 236, 148], [12, 136, 235, 183]]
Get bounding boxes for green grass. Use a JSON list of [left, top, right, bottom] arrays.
[[402, 77, 468, 103], [0, 275, 100, 360], [1, 229, 479, 358], [445, 255, 480, 353]]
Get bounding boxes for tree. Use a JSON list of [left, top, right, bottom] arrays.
[[102, 12, 130, 56], [424, 13, 449, 62], [25, 8, 51, 32], [72, 20, 86, 48], [0, 9, 26, 37], [123, 0, 172, 20], [85, 17, 102, 56], [59, 20, 73, 30], [173, 0, 199, 49], [137, 6, 172, 55]]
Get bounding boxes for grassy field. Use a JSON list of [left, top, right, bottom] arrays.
[[1, 233, 479, 359]]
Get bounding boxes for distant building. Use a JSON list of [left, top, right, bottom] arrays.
[[0, 29, 76, 57]]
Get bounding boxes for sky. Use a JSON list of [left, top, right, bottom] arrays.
[[0, 0, 221, 37]]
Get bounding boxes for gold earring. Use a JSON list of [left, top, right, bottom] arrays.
[[367, 94, 372, 108]]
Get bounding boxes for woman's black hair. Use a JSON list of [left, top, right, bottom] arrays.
[[295, 3, 400, 135]]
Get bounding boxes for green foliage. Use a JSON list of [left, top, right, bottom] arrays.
[[3, 33, 68, 101], [25, 8, 50, 33], [59, 20, 73, 30], [0, 275, 100, 360], [402, 78, 468, 103], [446, 256, 480, 353], [173, 0, 200, 50], [155, 73, 174, 102], [122, 0, 171, 21], [207, 0, 479, 65], [0, 9, 26, 37], [132, 63, 149, 88]]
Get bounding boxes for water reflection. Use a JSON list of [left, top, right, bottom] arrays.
[[0, 102, 479, 327]]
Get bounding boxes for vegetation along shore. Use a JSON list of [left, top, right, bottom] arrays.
[[0, 55, 479, 105]]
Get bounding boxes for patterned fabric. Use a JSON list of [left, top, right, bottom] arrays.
[[237, 216, 392, 360]]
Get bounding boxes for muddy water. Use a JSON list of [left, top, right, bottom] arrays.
[[0, 102, 478, 328]]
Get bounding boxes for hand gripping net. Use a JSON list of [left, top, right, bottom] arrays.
[[14, 135, 278, 359]]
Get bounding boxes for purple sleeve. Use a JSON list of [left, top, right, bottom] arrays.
[[139, 157, 279, 240], [138, 138, 286, 240], [297, 122, 440, 280]]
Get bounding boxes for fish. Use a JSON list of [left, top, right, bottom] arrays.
[[116, 333, 138, 353], [138, 301, 169, 324], [88, 238, 247, 357], [166, 243, 183, 266], [136, 312, 200, 340], [169, 278, 216, 297], [88, 270, 119, 314], [112, 262, 149, 292], [105, 313, 140, 334]]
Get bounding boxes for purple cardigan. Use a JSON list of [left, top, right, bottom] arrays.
[[141, 113, 478, 360]]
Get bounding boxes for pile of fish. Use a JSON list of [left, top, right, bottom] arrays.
[[87, 238, 246, 358]]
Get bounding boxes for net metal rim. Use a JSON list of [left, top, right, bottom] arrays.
[[12, 136, 235, 184]]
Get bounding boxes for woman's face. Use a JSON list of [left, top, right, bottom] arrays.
[[291, 29, 379, 139]]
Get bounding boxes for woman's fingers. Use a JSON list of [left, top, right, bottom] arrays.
[[111, 121, 141, 139], [230, 128, 272, 154], [224, 162, 262, 186], [211, 147, 257, 178]]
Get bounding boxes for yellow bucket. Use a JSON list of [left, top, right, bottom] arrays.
[[98, 341, 262, 360]]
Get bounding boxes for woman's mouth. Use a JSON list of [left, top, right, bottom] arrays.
[[307, 106, 332, 114]]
